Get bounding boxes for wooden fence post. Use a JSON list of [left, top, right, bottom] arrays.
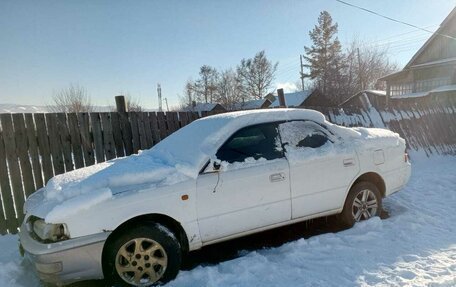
[[115, 95, 127, 113], [277, 88, 286, 107], [115, 96, 133, 155]]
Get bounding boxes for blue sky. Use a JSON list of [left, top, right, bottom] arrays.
[[1, 0, 455, 108]]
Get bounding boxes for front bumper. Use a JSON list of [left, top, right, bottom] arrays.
[[19, 222, 110, 285]]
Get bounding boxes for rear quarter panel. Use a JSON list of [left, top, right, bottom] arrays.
[[355, 143, 410, 197]]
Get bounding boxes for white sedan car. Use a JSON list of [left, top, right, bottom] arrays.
[[20, 109, 411, 286]]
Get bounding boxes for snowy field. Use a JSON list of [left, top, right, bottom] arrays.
[[0, 155, 454, 287]]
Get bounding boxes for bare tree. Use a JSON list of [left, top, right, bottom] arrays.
[[194, 65, 219, 103], [126, 95, 143, 112], [343, 39, 399, 97], [179, 79, 200, 109], [237, 50, 278, 100], [184, 79, 195, 107], [177, 79, 199, 111], [48, 84, 93, 113], [215, 69, 244, 110]]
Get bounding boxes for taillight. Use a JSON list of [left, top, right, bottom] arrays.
[[404, 152, 409, 162]]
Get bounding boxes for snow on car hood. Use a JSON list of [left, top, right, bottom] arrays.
[[27, 109, 327, 223]]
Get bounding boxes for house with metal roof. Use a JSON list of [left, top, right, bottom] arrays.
[[183, 102, 226, 113], [269, 89, 331, 108], [233, 98, 274, 110], [339, 90, 386, 109], [379, 7, 456, 103]]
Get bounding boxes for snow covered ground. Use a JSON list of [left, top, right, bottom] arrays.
[[0, 155, 454, 287]]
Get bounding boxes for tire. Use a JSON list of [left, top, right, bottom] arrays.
[[103, 223, 182, 286], [338, 181, 382, 228]]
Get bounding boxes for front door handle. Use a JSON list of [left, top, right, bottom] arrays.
[[270, 173, 286, 182]]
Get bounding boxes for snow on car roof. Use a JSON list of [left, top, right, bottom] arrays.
[[128, 108, 327, 180]]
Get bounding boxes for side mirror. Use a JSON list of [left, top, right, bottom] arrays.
[[213, 161, 221, 171]]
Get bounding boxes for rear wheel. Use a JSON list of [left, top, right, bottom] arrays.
[[103, 223, 181, 286], [339, 181, 382, 227]]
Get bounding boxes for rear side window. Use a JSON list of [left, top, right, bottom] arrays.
[[279, 121, 330, 149], [216, 123, 283, 163], [297, 133, 328, 148]]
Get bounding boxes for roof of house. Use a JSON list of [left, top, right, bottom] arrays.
[[390, 84, 456, 99], [379, 7, 456, 81], [269, 90, 314, 108], [409, 56, 456, 68], [339, 90, 386, 106], [378, 70, 405, 81], [234, 98, 271, 110], [183, 103, 223, 112], [404, 7, 456, 69], [378, 55, 456, 81]]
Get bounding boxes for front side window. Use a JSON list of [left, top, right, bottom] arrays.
[[216, 123, 283, 163]]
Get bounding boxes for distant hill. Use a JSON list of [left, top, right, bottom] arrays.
[[0, 104, 49, 113]]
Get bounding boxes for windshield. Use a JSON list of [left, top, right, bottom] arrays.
[[145, 116, 232, 174]]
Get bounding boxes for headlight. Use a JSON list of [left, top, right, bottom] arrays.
[[32, 218, 69, 242]]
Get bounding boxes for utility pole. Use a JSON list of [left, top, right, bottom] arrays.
[[300, 55, 305, 91], [164, 98, 169, 112], [157, 83, 162, 112]]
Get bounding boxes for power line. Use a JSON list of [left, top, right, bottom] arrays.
[[367, 34, 430, 47], [363, 25, 438, 45], [336, 0, 456, 40]]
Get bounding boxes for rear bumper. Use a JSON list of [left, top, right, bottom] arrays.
[[19, 222, 110, 285]]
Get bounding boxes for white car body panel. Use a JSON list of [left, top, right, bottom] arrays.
[[23, 112, 411, 250], [25, 180, 204, 250], [196, 158, 291, 242], [289, 151, 359, 218], [279, 121, 360, 218], [20, 109, 411, 286]]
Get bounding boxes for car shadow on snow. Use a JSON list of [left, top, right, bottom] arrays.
[[66, 210, 389, 287], [182, 210, 390, 270]]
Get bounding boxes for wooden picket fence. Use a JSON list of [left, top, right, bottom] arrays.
[[311, 101, 456, 156], [0, 103, 455, 234], [0, 111, 204, 234]]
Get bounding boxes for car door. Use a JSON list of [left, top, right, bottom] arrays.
[[196, 122, 291, 243], [278, 121, 359, 219]]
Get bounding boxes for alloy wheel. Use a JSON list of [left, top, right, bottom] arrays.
[[115, 238, 168, 286], [351, 189, 378, 222]]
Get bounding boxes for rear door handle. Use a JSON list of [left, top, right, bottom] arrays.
[[343, 158, 355, 167], [270, 173, 286, 182]]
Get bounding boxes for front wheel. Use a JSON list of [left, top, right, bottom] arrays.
[[103, 223, 182, 286], [339, 181, 382, 227]]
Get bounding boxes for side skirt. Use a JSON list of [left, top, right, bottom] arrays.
[[199, 208, 342, 248]]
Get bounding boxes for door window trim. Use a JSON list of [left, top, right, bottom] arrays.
[[200, 121, 286, 174]]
